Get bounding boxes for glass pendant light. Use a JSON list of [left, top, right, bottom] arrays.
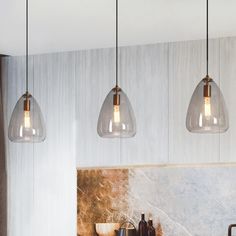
[[8, 0, 46, 142], [97, 0, 136, 138], [186, 0, 229, 133]]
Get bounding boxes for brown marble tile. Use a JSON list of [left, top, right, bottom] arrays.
[[77, 169, 129, 236]]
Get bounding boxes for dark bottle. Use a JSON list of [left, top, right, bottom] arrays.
[[138, 213, 148, 236], [147, 219, 156, 236]]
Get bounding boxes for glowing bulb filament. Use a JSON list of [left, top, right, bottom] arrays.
[[113, 105, 120, 123], [24, 111, 31, 128], [204, 97, 211, 118]]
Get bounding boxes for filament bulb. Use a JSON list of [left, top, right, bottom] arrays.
[[24, 110, 31, 128], [204, 97, 211, 118], [113, 105, 120, 123]]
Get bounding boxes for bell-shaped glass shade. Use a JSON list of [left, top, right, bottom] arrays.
[[186, 78, 229, 133], [97, 87, 136, 138], [8, 92, 46, 142]]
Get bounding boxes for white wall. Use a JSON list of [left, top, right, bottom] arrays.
[[2, 37, 236, 236]]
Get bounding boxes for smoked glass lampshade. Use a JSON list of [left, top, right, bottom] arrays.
[[186, 77, 229, 133], [97, 86, 136, 138], [8, 92, 46, 142]]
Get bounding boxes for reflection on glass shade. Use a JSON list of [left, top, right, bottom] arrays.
[[97, 87, 136, 138], [186, 78, 229, 133], [8, 92, 46, 142]]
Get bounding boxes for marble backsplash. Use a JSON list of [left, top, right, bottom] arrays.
[[77, 165, 236, 236]]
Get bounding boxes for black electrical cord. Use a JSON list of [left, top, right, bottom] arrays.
[[115, 0, 118, 87], [206, 0, 209, 76], [26, 0, 29, 93]]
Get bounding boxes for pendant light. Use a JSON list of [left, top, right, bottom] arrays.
[[186, 0, 229, 133], [97, 0, 136, 138], [8, 0, 46, 142]]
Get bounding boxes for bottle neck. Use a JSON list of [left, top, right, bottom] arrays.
[[141, 213, 145, 220], [148, 219, 153, 226]]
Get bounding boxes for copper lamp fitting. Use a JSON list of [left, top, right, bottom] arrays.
[[203, 75, 212, 97], [24, 98, 30, 111], [203, 83, 211, 97], [113, 93, 120, 106], [113, 86, 121, 106]]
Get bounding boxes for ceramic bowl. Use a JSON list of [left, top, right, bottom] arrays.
[[95, 223, 120, 236]]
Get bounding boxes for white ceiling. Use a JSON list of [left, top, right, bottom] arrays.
[[0, 0, 236, 56]]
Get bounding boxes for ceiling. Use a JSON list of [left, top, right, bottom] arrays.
[[0, 0, 236, 56]]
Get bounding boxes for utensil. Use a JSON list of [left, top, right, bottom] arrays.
[[115, 221, 137, 236]]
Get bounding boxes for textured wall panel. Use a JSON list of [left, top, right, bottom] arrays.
[[2, 53, 77, 236], [75, 49, 120, 167], [2, 37, 236, 236], [168, 39, 220, 163], [120, 44, 169, 164], [3, 56, 35, 236], [219, 37, 236, 162]]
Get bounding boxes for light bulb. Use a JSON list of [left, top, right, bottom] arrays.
[[204, 96, 211, 118], [113, 105, 120, 123], [23, 98, 31, 129], [24, 110, 31, 128]]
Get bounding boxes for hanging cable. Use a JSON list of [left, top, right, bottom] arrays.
[[206, 0, 209, 76], [26, 0, 29, 92], [115, 0, 118, 87]]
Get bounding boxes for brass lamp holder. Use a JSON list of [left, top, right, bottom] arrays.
[[24, 92, 31, 111], [113, 86, 121, 106], [203, 75, 212, 98]]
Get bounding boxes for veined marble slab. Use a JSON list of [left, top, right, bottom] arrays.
[[77, 166, 236, 236]]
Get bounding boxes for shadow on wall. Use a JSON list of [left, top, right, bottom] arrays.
[[0, 56, 7, 236]]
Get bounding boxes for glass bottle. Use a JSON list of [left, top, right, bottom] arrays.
[[138, 213, 148, 236], [147, 219, 156, 236]]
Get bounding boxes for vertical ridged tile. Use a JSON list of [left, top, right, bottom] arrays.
[[120, 43, 169, 164], [2, 36, 236, 236], [32, 52, 77, 236], [4, 55, 34, 236], [75, 48, 120, 167], [219, 37, 236, 162], [3, 53, 77, 236], [169, 39, 220, 163]]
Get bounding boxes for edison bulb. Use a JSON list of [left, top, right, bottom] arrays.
[[113, 105, 120, 123], [204, 97, 211, 118], [24, 110, 31, 128]]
